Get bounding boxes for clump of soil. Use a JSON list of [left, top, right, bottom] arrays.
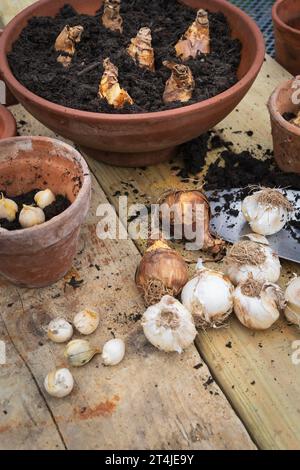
[[204, 149, 300, 191], [0, 189, 71, 231], [8, 1, 241, 114]]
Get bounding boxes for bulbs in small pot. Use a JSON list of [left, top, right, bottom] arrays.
[[64, 339, 99, 367], [242, 188, 293, 236], [44, 368, 74, 398], [102, 338, 125, 366], [47, 317, 73, 343], [158, 190, 225, 254], [19, 205, 45, 228], [142, 295, 197, 353], [0, 193, 18, 222], [34, 189, 56, 209], [284, 276, 300, 326], [135, 238, 188, 307], [233, 276, 285, 330], [225, 234, 281, 286], [73, 309, 100, 335], [181, 260, 234, 328]]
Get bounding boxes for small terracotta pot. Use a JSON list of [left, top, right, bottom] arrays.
[[0, 29, 18, 106], [268, 76, 300, 174], [273, 0, 300, 76], [0, 137, 91, 287], [0, 104, 17, 139]]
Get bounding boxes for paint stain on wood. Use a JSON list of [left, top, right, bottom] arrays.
[[74, 395, 120, 420]]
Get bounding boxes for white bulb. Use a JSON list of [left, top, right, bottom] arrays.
[[242, 189, 292, 236], [102, 338, 125, 366], [19, 205, 45, 228], [181, 265, 234, 328], [47, 317, 73, 343], [73, 309, 100, 335], [34, 189, 56, 209], [0, 194, 18, 222], [64, 339, 99, 367], [225, 236, 281, 286], [44, 368, 74, 398], [142, 295, 197, 353], [233, 279, 284, 330], [284, 277, 300, 326]]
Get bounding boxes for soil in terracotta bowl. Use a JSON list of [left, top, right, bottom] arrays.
[[8, 1, 242, 114], [0, 189, 71, 231]]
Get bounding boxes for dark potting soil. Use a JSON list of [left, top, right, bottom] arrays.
[[282, 112, 296, 122], [8, 1, 242, 114], [0, 189, 71, 231]]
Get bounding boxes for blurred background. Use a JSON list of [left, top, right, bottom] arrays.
[[231, 0, 275, 55]]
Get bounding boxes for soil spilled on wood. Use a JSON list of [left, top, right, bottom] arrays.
[[8, 1, 241, 114]]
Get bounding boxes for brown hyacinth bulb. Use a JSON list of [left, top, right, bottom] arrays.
[[55, 25, 84, 67], [98, 58, 133, 109], [102, 0, 123, 34], [135, 239, 189, 307], [158, 190, 225, 255], [163, 61, 195, 104], [127, 27, 155, 72], [175, 9, 210, 61]]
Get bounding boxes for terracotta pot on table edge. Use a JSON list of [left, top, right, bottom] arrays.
[[0, 0, 265, 167], [268, 76, 300, 174], [273, 0, 300, 76], [0, 136, 91, 288]]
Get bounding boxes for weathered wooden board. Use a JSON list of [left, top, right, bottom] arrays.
[[0, 0, 35, 26], [84, 55, 300, 450], [0, 116, 255, 448]]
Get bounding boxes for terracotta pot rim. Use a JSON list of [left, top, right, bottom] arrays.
[[0, 136, 91, 240], [0, 0, 265, 123], [272, 0, 300, 36], [0, 104, 17, 139], [268, 77, 300, 136]]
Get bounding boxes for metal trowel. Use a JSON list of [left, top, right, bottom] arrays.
[[207, 188, 300, 264]]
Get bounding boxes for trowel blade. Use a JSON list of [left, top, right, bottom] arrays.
[[207, 188, 300, 264]]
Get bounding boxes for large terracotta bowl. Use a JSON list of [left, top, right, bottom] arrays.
[[0, 0, 265, 167]]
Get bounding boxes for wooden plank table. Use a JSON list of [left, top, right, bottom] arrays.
[[1, 1, 300, 451]]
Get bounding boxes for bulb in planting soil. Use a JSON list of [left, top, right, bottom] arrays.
[[102, 0, 123, 34], [0, 193, 18, 222], [284, 277, 300, 326], [135, 239, 189, 307], [142, 295, 197, 353], [175, 9, 210, 61], [19, 205, 45, 228], [99, 58, 133, 109], [242, 188, 293, 236], [225, 234, 281, 286], [163, 62, 195, 104], [55, 25, 84, 67], [158, 189, 225, 254], [44, 368, 74, 398], [233, 276, 285, 330], [292, 111, 300, 127], [34, 189, 56, 209], [127, 27, 155, 72]]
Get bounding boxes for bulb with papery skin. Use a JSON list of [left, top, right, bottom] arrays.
[[0, 194, 18, 222], [19, 205, 45, 228], [34, 189, 56, 209]]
